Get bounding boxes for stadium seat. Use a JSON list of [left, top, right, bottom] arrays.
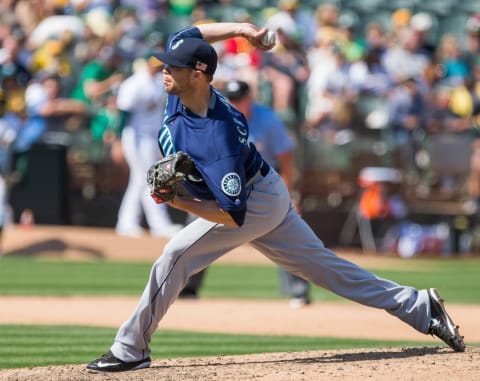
[[379, 0, 418, 12], [416, 0, 455, 17], [357, 11, 393, 34], [459, 0, 480, 14], [436, 14, 470, 42], [346, 0, 384, 14], [428, 132, 472, 179]]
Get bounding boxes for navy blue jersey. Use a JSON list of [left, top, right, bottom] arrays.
[[157, 27, 264, 226]]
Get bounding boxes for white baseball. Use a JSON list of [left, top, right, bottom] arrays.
[[261, 29, 276, 46]]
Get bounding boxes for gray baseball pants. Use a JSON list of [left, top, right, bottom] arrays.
[[111, 168, 432, 362]]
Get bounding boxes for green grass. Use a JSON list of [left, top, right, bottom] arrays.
[[0, 325, 443, 369], [0, 258, 150, 296], [1, 256, 479, 303]]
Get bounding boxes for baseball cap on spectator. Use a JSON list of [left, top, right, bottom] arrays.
[[222, 80, 250, 100], [279, 0, 299, 11], [152, 38, 217, 75], [85, 8, 113, 37], [466, 13, 480, 35], [411, 12, 433, 32], [392, 8, 412, 28]]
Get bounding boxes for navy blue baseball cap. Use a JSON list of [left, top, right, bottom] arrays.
[[152, 38, 218, 75], [223, 79, 250, 100]]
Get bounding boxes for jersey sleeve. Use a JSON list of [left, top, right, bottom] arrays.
[[196, 154, 248, 226]]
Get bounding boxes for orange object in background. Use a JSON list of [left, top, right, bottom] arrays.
[[358, 184, 390, 219], [357, 167, 403, 220]]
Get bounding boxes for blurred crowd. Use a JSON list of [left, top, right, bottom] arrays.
[[2, 0, 480, 226]]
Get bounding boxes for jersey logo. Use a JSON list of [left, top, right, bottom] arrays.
[[171, 39, 184, 50], [221, 172, 241, 197]]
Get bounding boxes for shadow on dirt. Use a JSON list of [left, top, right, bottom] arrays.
[[152, 347, 444, 370], [305, 346, 443, 363], [2, 239, 104, 259]]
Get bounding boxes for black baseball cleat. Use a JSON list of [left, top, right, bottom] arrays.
[[86, 351, 151, 372], [428, 288, 465, 352]]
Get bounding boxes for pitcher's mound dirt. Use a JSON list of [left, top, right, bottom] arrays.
[[1, 347, 479, 381]]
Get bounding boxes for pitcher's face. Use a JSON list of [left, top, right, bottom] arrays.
[[162, 66, 196, 96]]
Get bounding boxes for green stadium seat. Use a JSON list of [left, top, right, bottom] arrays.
[[416, 0, 455, 17], [379, 0, 418, 12], [459, 0, 480, 14], [346, 0, 384, 14], [357, 11, 392, 34], [437, 14, 470, 42]]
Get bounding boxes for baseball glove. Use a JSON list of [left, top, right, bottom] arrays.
[[147, 151, 195, 203]]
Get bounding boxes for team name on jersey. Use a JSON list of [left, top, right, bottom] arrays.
[[217, 93, 249, 145]]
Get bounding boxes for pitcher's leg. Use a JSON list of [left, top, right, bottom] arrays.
[[111, 218, 219, 361], [110, 204, 286, 362], [252, 207, 431, 333]]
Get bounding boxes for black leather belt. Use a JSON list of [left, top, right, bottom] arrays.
[[246, 160, 270, 187], [260, 160, 270, 176]]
